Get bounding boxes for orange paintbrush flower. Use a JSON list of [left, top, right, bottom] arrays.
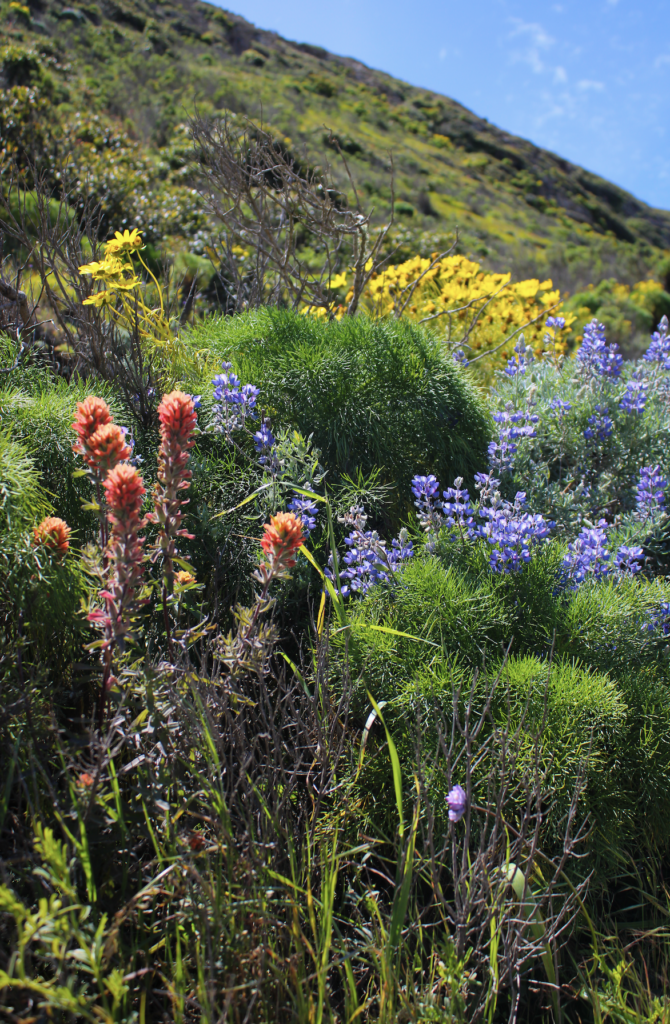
[[87, 422, 132, 476], [72, 396, 112, 462], [150, 391, 198, 608], [261, 512, 304, 570], [32, 516, 71, 557]]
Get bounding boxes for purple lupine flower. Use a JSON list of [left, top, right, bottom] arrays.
[[411, 474, 444, 534], [636, 464, 667, 519], [479, 490, 554, 573], [488, 403, 538, 475], [645, 601, 670, 635], [327, 507, 413, 597], [549, 398, 571, 417], [474, 471, 501, 503], [584, 406, 614, 442], [504, 335, 532, 378], [563, 521, 610, 585], [452, 347, 468, 365], [619, 379, 648, 414], [546, 316, 566, 331], [576, 320, 623, 377], [189, 394, 202, 410], [446, 784, 467, 823], [288, 494, 318, 534], [253, 420, 275, 452], [442, 477, 476, 538], [644, 316, 670, 369], [615, 545, 644, 574]]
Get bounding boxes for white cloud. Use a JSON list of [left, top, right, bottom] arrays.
[[577, 79, 605, 91], [508, 18, 554, 74], [554, 66, 567, 83]]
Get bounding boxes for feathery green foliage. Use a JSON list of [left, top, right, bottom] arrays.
[[188, 307, 490, 522]]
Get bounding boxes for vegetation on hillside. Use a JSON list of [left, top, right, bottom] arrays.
[[2, 0, 670, 349], [4, 3, 670, 1020]]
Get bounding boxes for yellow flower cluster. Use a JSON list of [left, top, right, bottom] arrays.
[[78, 228, 212, 387], [358, 254, 574, 368]]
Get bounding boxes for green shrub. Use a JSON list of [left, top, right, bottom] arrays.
[[336, 547, 670, 876], [0, 429, 51, 533], [0, 377, 124, 542], [185, 308, 490, 526]]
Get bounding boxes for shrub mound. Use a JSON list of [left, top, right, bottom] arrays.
[[187, 308, 490, 518]]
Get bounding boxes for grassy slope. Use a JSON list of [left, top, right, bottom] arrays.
[[2, 0, 670, 292]]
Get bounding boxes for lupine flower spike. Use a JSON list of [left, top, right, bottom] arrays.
[[32, 517, 71, 557], [446, 784, 467, 823]]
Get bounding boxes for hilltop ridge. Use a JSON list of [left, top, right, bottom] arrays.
[[1, 0, 669, 290]]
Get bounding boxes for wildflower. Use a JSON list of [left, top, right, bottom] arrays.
[[583, 406, 614, 442], [545, 316, 566, 331], [504, 335, 531, 377], [619, 379, 649, 415], [446, 784, 467, 823], [78, 773, 95, 788], [32, 516, 71, 557], [150, 391, 197, 597], [175, 570, 196, 586], [549, 397, 571, 417], [563, 521, 610, 585], [615, 545, 644, 574], [327, 506, 413, 596], [644, 315, 670, 369], [442, 477, 475, 537], [488, 403, 537, 475], [480, 491, 553, 573], [86, 422, 132, 476], [288, 494, 319, 534], [576, 319, 622, 377], [411, 474, 443, 533], [104, 228, 143, 254], [213, 363, 260, 435], [72, 396, 113, 463], [254, 420, 275, 454], [261, 512, 304, 571], [88, 463, 147, 650], [636, 464, 667, 519]]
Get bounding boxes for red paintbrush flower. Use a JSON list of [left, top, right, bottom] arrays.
[[88, 464, 147, 651], [72, 396, 112, 465], [32, 516, 71, 557], [150, 391, 197, 600], [260, 512, 304, 571], [86, 422, 132, 476]]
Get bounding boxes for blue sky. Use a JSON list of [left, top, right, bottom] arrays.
[[217, 0, 670, 211]]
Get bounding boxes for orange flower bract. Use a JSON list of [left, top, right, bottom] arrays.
[[32, 516, 71, 557], [261, 512, 304, 569], [72, 396, 112, 460], [87, 423, 132, 475]]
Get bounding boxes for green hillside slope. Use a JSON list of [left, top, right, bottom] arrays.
[[2, 0, 669, 294]]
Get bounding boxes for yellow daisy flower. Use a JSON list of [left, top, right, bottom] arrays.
[[104, 228, 143, 255]]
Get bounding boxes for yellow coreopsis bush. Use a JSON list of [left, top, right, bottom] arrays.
[[350, 253, 575, 370]]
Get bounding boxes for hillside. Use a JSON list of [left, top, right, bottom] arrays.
[[2, 0, 670, 299]]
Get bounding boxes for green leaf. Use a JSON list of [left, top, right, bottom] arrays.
[[367, 693, 404, 837]]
